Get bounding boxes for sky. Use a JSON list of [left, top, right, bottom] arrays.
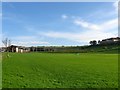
[[2, 1, 118, 46]]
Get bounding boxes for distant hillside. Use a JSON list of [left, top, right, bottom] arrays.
[[83, 44, 120, 54], [49, 43, 120, 54], [7, 38, 120, 54]]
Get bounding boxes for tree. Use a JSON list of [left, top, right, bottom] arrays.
[[2, 38, 11, 57], [98, 40, 101, 44], [2, 38, 11, 51], [92, 40, 97, 45], [8, 40, 11, 47], [2, 38, 8, 49], [89, 41, 93, 45], [31, 46, 35, 52], [89, 40, 97, 46]]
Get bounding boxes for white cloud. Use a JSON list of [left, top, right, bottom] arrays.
[[10, 36, 50, 46], [11, 36, 36, 40], [101, 18, 118, 31], [113, 0, 119, 11], [12, 41, 50, 46], [41, 17, 117, 44], [61, 14, 68, 19], [74, 19, 100, 30], [42, 30, 116, 43], [74, 18, 118, 32]]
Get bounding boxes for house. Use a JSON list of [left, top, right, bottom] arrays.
[[0, 47, 6, 52], [100, 37, 120, 45], [9, 45, 30, 53], [9, 45, 18, 52], [30, 46, 54, 52]]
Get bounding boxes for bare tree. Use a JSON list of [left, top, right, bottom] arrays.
[[2, 38, 11, 57], [8, 40, 11, 47], [2, 38, 8, 49]]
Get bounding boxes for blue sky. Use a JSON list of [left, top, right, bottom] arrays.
[[2, 2, 118, 46]]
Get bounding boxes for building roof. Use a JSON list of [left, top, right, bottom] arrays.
[[102, 37, 120, 41]]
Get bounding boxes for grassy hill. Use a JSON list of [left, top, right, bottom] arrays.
[[2, 53, 118, 88], [50, 43, 120, 54], [82, 44, 120, 54], [2, 44, 119, 88]]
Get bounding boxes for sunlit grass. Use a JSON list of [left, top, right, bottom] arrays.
[[2, 53, 118, 88]]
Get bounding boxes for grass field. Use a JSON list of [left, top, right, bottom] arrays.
[[2, 53, 118, 88]]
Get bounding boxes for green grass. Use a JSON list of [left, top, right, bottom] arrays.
[[2, 53, 118, 88]]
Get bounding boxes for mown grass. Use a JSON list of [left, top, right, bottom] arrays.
[[2, 53, 118, 88]]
